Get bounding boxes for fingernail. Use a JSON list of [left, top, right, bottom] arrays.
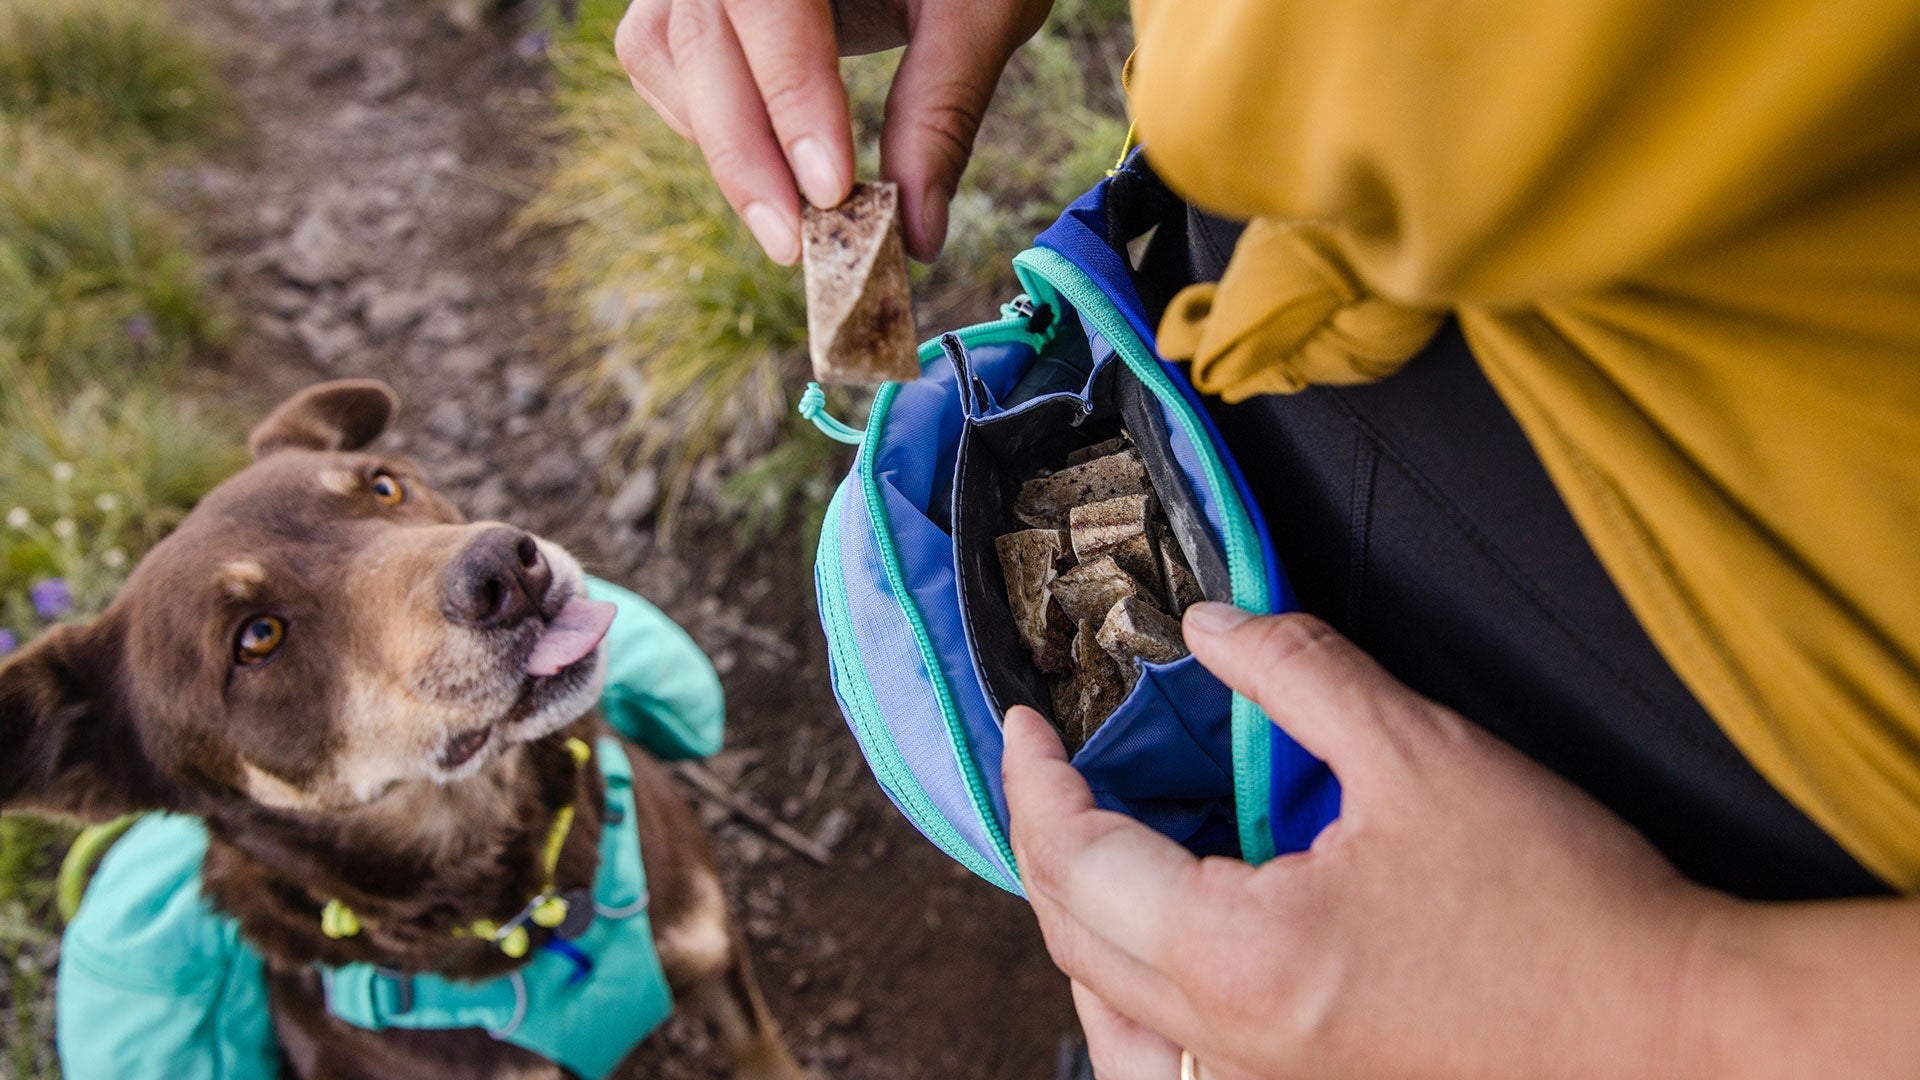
[[918, 184, 951, 262], [1184, 601, 1254, 636], [742, 202, 799, 265], [791, 137, 845, 210]]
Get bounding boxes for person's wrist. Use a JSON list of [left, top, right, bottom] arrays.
[[1642, 885, 1740, 1080]]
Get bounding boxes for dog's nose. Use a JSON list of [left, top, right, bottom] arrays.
[[442, 528, 553, 628]]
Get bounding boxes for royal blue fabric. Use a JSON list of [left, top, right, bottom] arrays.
[[1037, 164, 1338, 858], [823, 167, 1341, 884]]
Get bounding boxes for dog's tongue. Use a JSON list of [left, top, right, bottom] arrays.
[[525, 598, 617, 677]]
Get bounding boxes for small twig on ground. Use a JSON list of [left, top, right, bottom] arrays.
[[674, 761, 833, 866]]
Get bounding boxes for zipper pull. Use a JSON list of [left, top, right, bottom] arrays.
[[798, 383, 866, 445]]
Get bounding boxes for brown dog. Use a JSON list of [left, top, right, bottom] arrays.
[[0, 380, 807, 1080]]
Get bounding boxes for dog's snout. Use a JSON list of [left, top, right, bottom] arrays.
[[442, 528, 553, 628]]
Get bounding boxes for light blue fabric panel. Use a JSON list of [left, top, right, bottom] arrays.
[[58, 814, 280, 1080]]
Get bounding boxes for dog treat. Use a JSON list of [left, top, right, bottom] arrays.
[[998, 437, 1202, 739], [1049, 555, 1144, 624], [1052, 620, 1131, 750], [1156, 523, 1204, 614], [801, 182, 919, 385], [1097, 595, 1190, 667], [1012, 450, 1152, 530], [1066, 434, 1133, 467], [1069, 494, 1163, 597], [995, 529, 1075, 673]]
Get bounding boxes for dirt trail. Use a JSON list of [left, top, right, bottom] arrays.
[[172, 0, 1076, 1075]]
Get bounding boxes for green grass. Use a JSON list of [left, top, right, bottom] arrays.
[[530, 2, 1129, 536], [0, 116, 223, 387], [0, 0, 232, 149]]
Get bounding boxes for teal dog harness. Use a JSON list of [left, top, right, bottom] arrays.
[[57, 578, 720, 1080], [319, 737, 671, 1080]]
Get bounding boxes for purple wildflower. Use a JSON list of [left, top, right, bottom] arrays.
[[124, 314, 155, 343], [0, 629, 15, 655], [29, 578, 72, 621], [514, 31, 550, 61]]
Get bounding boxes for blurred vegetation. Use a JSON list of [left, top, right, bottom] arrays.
[[527, 0, 1129, 538], [0, 0, 232, 149], [0, 1, 241, 1073], [0, 117, 223, 383]]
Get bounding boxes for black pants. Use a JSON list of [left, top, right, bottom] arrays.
[[1122, 181, 1884, 901]]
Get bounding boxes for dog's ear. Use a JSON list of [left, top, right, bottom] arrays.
[[0, 618, 179, 821], [249, 379, 400, 460]]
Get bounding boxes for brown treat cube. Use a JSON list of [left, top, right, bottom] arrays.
[[1096, 594, 1190, 667], [802, 182, 919, 385], [1066, 434, 1134, 467], [1069, 494, 1164, 598], [1155, 523, 1205, 613], [1068, 620, 1130, 748], [995, 529, 1075, 674], [1049, 555, 1144, 624], [1048, 672, 1083, 748], [1013, 451, 1152, 530]]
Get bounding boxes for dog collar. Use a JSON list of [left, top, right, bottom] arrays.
[[319, 735, 596, 959]]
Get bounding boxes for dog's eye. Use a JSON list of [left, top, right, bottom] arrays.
[[235, 615, 286, 665], [369, 471, 405, 506]]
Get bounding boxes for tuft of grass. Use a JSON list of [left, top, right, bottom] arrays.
[[0, 117, 223, 386], [0, 368, 244, 630], [526, 43, 809, 529], [0, 0, 232, 149], [530, 9, 1130, 536]]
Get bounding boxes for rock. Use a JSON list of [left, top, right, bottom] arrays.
[[825, 998, 864, 1029], [292, 310, 365, 367], [423, 401, 470, 443], [362, 288, 430, 337], [1013, 450, 1151, 530], [415, 306, 471, 345], [263, 284, 312, 316], [994, 529, 1075, 673], [801, 182, 918, 385], [504, 415, 535, 437], [279, 209, 357, 285], [607, 466, 661, 524], [423, 271, 475, 307], [360, 48, 416, 102], [1069, 493, 1163, 597], [431, 457, 489, 487], [439, 344, 495, 379], [519, 450, 577, 495], [787, 968, 813, 991], [811, 807, 855, 852], [503, 365, 548, 415], [1096, 594, 1190, 667], [466, 476, 510, 521]]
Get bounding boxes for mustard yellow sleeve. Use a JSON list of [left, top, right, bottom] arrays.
[[1127, 0, 1920, 890], [1130, 0, 1920, 305]]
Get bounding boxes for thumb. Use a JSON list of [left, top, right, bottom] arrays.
[[1183, 604, 1438, 789], [881, 6, 1041, 261]]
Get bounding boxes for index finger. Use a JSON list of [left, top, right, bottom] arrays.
[[1002, 706, 1235, 967], [721, 0, 853, 210]]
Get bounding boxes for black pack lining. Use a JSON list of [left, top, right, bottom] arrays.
[[952, 338, 1231, 723]]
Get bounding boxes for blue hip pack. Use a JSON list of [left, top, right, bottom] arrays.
[[811, 162, 1342, 895]]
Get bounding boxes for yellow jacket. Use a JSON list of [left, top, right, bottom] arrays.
[[1130, 0, 1920, 889]]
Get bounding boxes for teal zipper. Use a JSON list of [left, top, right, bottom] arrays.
[[846, 310, 1048, 892], [816, 484, 1021, 893], [798, 308, 1045, 444], [1012, 247, 1279, 865]]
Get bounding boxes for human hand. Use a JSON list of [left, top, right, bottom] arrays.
[[1004, 603, 1727, 1079], [614, 0, 1053, 265]]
